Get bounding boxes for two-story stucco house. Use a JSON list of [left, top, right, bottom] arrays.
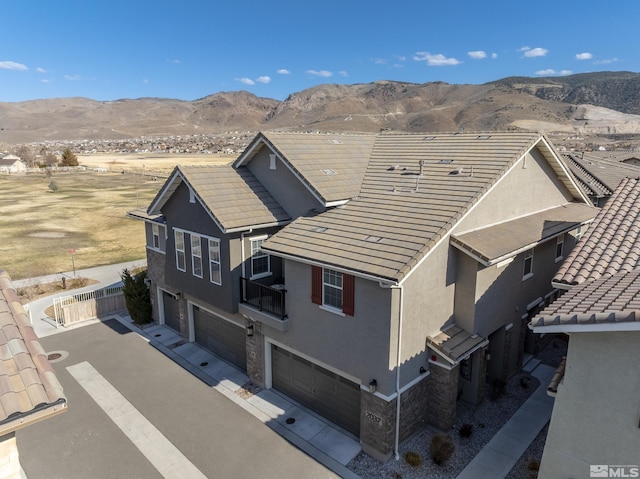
[[130, 131, 597, 460]]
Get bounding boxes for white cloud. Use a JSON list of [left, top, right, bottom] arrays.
[[394, 55, 406, 62], [414, 52, 462, 66], [491, 53, 498, 59], [595, 57, 619, 65], [524, 47, 549, 58], [0, 61, 28, 71], [169, 59, 180, 64], [576, 52, 593, 60], [307, 70, 333, 77], [41, 79, 50, 84], [36, 67, 47, 73], [373, 58, 386, 64], [64, 74, 82, 81], [277, 69, 291, 75], [256, 76, 271, 84], [468, 51, 487, 60], [339, 71, 348, 77], [237, 77, 255, 85], [536, 69, 572, 76], [517, 46, 531, 52]]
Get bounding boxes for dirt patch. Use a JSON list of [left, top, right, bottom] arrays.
[[17, 277, 99, 303]]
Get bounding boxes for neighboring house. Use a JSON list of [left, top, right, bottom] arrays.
[[0, 154, 27, 174], [131, 130, 597, 460], [0, 270, 67, 479], [530, 177, 640, 478], [562, 153, 640, 206]]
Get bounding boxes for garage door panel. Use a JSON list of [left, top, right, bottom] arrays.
[[271, 345, 360, 436], [193, 306, 246, 371], [162, 291, 180, 331]]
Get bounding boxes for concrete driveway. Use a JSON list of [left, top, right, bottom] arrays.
[[17, 319, 339, 479]]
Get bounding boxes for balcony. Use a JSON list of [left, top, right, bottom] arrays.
[[239, 278, 289, 331]]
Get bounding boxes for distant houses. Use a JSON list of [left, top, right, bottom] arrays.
[[0, 154, 26, 173]]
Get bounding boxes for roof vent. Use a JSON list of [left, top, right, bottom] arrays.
[[329, 139, 343, 144], [423, 136, 436, 141], [364, 235, 383, 243], [476, 135, 492, 140], [310, 226, 328, 233], [439, 159, 453, 164], [449, 167, 464, 175], [321, 169, 337, 175]]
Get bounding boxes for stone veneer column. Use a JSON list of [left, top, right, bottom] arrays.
[[245, 321, 265, 387], [360, 391, 396, 461], [426, 363, 459, 431], [0, 433, 21, 479]]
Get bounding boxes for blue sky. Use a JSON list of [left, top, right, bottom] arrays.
[[1, 1, 638, 102]]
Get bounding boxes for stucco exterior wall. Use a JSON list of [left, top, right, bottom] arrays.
[[269, 259, 394, 394], [539, 331, 640, 478], [247, 147, 322, 218], [456, 149, 575, 234]]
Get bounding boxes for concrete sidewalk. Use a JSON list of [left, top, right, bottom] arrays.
[[456, 363, 555, 479]]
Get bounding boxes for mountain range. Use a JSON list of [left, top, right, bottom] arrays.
[[1, 71, 640, 145]]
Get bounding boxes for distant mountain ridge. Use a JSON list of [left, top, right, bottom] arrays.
[[1, 71, 639, 144]]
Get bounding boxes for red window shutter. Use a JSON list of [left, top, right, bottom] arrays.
[[342, 273, 355, 316], [311, 266, 322, 304]]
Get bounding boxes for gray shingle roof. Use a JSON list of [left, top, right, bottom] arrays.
[[531, 267, 640, 329], [553, 177, 640, 287], [148, 164, 291, 232], [451, 203, 598, 265], [0, 270, 67, 435], [235, 132, 376, 204], [263, 132, 587, 282]]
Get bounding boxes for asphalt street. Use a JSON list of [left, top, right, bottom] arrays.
[[17, 319, 339, 479]]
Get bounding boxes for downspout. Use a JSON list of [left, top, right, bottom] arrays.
[[240, 228, 253, 279], [393, 283, 404, 460]]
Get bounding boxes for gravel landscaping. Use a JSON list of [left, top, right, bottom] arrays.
[[347, 336, 567, 479]]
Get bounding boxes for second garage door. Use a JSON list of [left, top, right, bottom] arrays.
[[162, 291, 181, 332], [193, 305, 247, 371], [271, 344, 361, 436]]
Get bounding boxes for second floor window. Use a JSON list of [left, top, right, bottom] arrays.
[[209, 238, 221, 285], [523, 249, 534, 279], [191, 234, 202, 278], [250, 237, 270, 279], [311, 266, 355, 316], [152, 224, 161, 249], [175, 230, 186, 271], [555, 234, 565, 262]]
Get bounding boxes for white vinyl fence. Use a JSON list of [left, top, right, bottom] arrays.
[[52, 285, 126, 327]]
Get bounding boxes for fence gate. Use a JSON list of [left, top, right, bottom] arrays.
[[52, 285, 126, 327]]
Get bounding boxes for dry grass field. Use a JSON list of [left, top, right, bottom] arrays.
[[77, 152, 233, 174], [1, 154, 232, 280]]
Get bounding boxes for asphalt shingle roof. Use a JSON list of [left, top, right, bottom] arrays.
[[553, 177, 640, 287], [0, 270, 66, 435]]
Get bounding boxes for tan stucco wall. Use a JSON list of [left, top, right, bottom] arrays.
[[539, 331, 640, 478], [0, 433, 21, 479]]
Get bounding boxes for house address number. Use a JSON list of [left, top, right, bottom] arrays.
[[365, 410, 383, 425]]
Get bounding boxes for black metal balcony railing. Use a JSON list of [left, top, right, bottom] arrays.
[[240, 278, 286, 320]]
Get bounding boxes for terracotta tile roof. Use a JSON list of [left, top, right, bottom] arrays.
[[531, 267, 640, 329], [0, 270, 67, 435], [451, 203, 598, 265], [553, 177, 640, 287], [564, 154, 640, 197], [263, 132, 588, 282], [235, 132, 376, 204], [148, 164, 291, 232]]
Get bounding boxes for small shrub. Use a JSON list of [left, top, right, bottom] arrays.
[[458, 423, 473, 438], [121, 268, 152, 325], [404, 451, 422, 467], [527, 458, 540, 471], [429, 434, 455, 466]]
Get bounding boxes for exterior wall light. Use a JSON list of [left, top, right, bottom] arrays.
[[246, 324, 254, 337], [368, 379, 377, 393]]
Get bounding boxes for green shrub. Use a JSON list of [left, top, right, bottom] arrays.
[[429, 434, 455, 465], [121, 268, 152, 325], [404, 451, 422, 467]]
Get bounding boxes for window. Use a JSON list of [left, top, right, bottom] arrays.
[[555, 234, 565, 262], [209, 238, 221, 285], [191, 234, 202, 277], [250, 237, 271, 279], [311, 266, 355, 315], [152, 224, 160, 249], [175, 230, 186, 271], [575, 225, 583, 242], [523, 249, 534, 279]]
